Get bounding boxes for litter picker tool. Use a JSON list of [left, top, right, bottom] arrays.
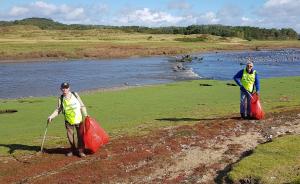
[[40, 122, 49, 153]]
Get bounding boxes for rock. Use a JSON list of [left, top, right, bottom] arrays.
[[172, 63, 186, 71], [177, 55, 193, 62]]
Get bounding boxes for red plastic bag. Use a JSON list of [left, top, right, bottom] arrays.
[[250, 93, 265, 120], [83, 116, 109, 153]]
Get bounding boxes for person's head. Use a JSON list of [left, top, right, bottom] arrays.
[[246, 60, 254, 73], [60, 82, 70, 96]]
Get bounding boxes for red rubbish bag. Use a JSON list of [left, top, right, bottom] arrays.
[[250, 93, 265, 120], [83, 116, 109, 153]]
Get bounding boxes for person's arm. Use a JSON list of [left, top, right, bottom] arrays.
[[233, 70, 243, 87], [255, 72, 260, 94], [75, 92, 88, 117], [47, 97, 63, 123]]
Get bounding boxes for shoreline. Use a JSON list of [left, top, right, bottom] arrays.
[[1, 45, 300, 64], [2, 75, 300, 100], [0, 82, 177, 100]]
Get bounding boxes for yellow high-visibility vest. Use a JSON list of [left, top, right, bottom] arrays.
[[62, 93, 82, 125], [241, 68, 256, 92]]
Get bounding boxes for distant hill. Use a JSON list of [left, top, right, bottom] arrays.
[[14, 17, 65, 29], [0, 17, 298, 40], [0, 17, 104, 30]]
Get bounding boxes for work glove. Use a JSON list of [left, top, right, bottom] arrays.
[[47, 117, 52, 124]]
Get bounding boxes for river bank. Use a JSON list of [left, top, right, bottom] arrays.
[[1, 44, 300, 64], [1, 29, 300, 63]]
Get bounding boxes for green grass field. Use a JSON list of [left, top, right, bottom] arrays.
[[0, 77, 300, 156], [228, 135, 300, 184], [0, 25, 300, 60]]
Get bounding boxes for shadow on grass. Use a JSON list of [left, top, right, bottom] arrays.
[[214, 150, 254, 184], [156, 117, 242, 122], [43, 147, 70, 155], [0, 144, 82, 156], [0, 144, 40, 154]]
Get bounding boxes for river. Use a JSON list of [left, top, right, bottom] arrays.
[[1, 48, 300, 99]]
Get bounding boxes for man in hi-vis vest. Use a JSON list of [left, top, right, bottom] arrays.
[[233, 60, 260, 119], [47, 82, 88, 157]]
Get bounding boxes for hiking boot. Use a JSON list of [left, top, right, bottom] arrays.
[[66, 152, 73, 157], [79, 152, 86, 158], [240, 113, 246, 119]]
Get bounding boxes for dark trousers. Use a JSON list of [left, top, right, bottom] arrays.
[[65, 121, 84, 153], [240, 90, 251, 118]]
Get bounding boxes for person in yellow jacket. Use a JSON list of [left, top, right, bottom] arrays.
[[47, 82, 87, 157], [233, 60, 260, 119]]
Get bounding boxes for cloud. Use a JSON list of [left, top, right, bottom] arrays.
[[94, 4, 109, 13], [255, 0, 300, 31], [167, 0, 191, 10], [194, 4, 243, 26], [33, 1, 86, 20], [264, 0, 295, 8], [5, 1, 86, 22], [9, 6, 29, 16], [259, 0, 300, 18], [216, 4, 243, 25], [196, 12, 219, 24], [117, 8, 186, 26], [2, 0, 300, 32], [32, 1, 56, 15], [65, 7, 85, 20]]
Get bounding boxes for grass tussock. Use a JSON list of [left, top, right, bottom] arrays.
[[174, 36, 207, 42], [228, 135, 300, 184]]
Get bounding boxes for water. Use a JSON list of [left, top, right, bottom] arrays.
[[187, 48, 300, 80], [0, 57, 198, 98], [1, 49, 300, 99]]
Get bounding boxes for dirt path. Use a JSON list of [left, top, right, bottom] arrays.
[[0, 109, 300, 184]]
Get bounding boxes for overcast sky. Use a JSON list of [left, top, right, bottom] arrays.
[[1, 0, 300, 33]]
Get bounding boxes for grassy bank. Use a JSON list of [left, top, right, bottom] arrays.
[[0, 77, 300, 156], [228, 135, 300, 184], [0, 25, 300, 61]]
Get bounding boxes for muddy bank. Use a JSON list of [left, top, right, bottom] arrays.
[[0, 45, 189, 63], [0, 108, 299, 183], [1, 43, 300, 63]]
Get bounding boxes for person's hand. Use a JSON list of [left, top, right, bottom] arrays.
[[47, 117, 52, 124], [256, 91, 260, 98]]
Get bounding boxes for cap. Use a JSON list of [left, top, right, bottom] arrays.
[[246, 60, 253, 66], [60, 82, 70, 88]]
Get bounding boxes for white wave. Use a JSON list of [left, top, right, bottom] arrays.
[[183, 68, 202, 78]]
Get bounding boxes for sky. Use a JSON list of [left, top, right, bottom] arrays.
[[0, 0, 300, 33]]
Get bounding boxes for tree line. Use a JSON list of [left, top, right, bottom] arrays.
[[119, 25, 298, 40], [0, 18, 299, 40]]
